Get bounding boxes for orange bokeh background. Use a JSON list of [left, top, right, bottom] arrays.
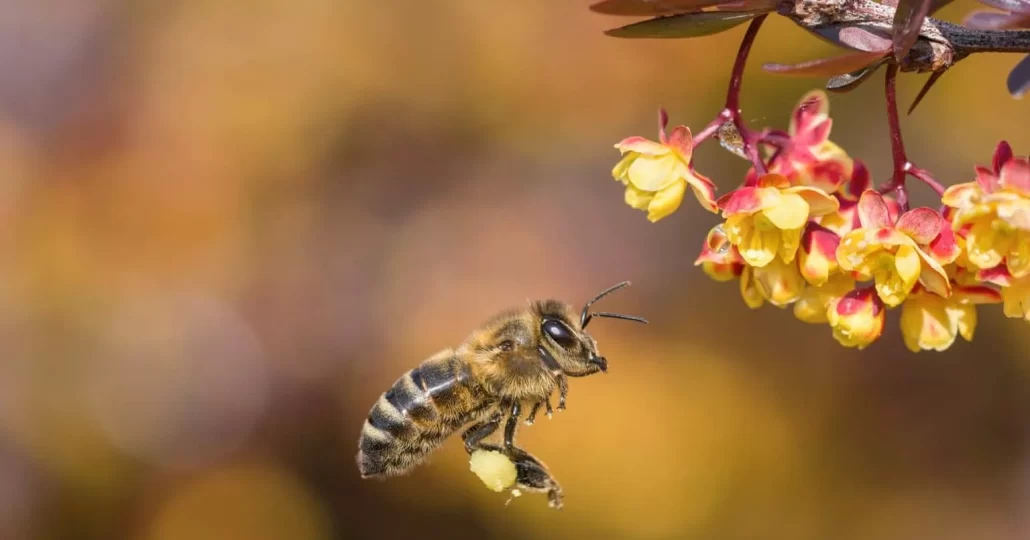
[[1, 1, 1029, 539]]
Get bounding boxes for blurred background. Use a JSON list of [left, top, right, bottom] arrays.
[[2, 1, 1029, 539]]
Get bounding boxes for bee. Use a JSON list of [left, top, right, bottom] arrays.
[[356, 281, 646, 507]]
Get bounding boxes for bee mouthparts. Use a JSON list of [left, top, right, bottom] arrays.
[[589, 356, 608, 373]]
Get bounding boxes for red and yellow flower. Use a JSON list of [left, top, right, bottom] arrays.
[[979, 264, 1030, 322], [826, 287, 886, 349], [798, 222, 841, 286], [836, 190, 956, 307], [718, 173, 839, 268], [794, 273, 856, 324], [758, 90, 854, 193], [612, 110, 718, 222], [695, 224, 745, 283], [941, 141, 1030, 276], [899, 283, 1002, 352]]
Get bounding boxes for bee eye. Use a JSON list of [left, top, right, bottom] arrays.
[[498, 340, 515, 352], [542, 319, 577, 349]]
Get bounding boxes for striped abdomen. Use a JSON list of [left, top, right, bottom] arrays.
[[357, 350, 493, 478]]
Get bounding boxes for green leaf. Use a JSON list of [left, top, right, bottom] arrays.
[[604, 11, 761, 39]]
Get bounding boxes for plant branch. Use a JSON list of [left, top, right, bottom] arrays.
[[876, 64, 944, 211], [779, 0, 1030, 74], [692, 15, 773, 174]]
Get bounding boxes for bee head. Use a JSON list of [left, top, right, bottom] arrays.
[[533, 281, 646, 378]]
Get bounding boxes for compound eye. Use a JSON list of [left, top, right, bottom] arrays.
[[542, 319, 577, 349]]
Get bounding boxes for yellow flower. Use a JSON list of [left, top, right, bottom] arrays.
[[836, 190, 953, 307], [612, 110, 717, 222], [978, 264, 1030, 323], [718, 173, 839, 267], [751, 257, 805, 307], [826, 287, 885, 350], [942, 141, 1030, 276], [899, 283, 1002, 352], [694, 224, 745, 283], [794, 273, 855, 324]]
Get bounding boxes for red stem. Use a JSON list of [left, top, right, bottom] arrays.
[[876, 64, 945, 212], [691, 15, 770, 174]]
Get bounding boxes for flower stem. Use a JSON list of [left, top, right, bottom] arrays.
[[691, 15, 770, 174], [876, 64, 945, 213]]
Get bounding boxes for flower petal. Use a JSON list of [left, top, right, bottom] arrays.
[[839, 160, 871, 203], [718, 187, 763, 216], [762, 192, 811, 230], [952, 284, 1003, 305], [665, 125, 694, 160], [977, 263, 1013, 287], [646, 178, 687, 222], [941, 182, 982, 210], [993, 140, 1014, 172], [785, 186, 840, 216], [615, 136, 669, 156], [927, 226, 961, 266], [965, 219, 1007, 269], [779, 226, 803, 263], [857, 189, 893, 229], [895, 207, 943, 244], [900, 293, 958, 352], [740, 266, 765, 309], [739, 223, 779, 267], [624, 184, 654, 210], [915, 247, 953, 298], [626, 152, 684, 191], [999, 157, 1030, 197], [753, 257, 805, 307], [975, 165, 1000, 193], [789, 89, 831, 140], [827, 287, 885, 349], [756, 173, 790, 189], [1009, 235, 1030, 277], [686, 169, 719, 213]]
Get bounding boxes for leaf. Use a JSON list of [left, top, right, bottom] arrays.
[[1008, 54, 1030, 98], [604, 10, 762, 38], [964, 11, 1030, 29], [764, 50, 888, 77], [892, 0, 932, 61], [975, 0, 1030, 14], [805, 25, 893, 53], [588, 0, 768, 15], [825, 62, 885, 93]]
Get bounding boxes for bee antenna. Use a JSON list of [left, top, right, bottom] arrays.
[[588, 311, 648, 325], [580, 281, 636, 328]]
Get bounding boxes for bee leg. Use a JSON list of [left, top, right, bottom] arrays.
[[482, 444, 564, 510], [544, 398, 553, 419], [503, 400, 522, 450], [524, 401, 542, 426], [557, 376, 568, 411], [461, 412, 502, 454]]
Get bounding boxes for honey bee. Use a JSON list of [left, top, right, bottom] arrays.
[[356, 281, 646, 508]]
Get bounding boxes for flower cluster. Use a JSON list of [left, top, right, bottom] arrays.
[[611, 90, 1026, 352]]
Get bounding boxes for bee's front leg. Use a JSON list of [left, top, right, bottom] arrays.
[[557, 375, 568, 411]]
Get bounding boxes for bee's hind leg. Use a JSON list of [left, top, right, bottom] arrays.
[[480, 444, 564, 510]]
